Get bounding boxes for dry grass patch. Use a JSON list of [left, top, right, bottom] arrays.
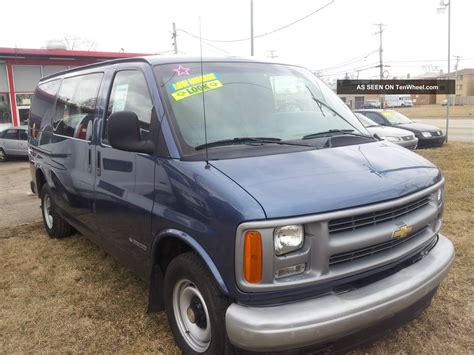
[[0, 143, 473, 353], [396, 104, 474, 118], [351, 142, 474, 354]]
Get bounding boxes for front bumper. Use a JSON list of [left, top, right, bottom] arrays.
[[418, 135, 445, 147], [225, 234, 454, 352], [396, 137, 418, 149]]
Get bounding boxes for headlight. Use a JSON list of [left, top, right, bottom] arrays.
[[422, 132, 432, 138], [383, 136, 401, 142], [437, 188, 443, 204], [274, 225, 304, 255]]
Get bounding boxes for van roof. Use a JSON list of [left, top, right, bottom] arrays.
[[40, 55, 297, 82]]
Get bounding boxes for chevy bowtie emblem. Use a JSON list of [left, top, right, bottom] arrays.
[[392, 224, 413, 239]]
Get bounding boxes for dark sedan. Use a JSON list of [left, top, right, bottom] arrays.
[[354, 109, 445, 147]]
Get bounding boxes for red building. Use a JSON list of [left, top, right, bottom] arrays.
[[0, 47, 151, 129]]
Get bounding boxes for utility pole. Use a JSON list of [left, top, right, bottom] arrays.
[[442, 0, 452, 142], [172, 22, 178, 55], [375, 23, 386, 108], [266, 50, 278, 59], [454, 55, 461, 96], [250, 0, 254, 56]]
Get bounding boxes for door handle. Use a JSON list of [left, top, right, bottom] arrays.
[[96, 151, 101, 176], [87, 149, 92, 173]]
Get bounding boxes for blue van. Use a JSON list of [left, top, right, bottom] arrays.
[[29, 56, 454, 353]]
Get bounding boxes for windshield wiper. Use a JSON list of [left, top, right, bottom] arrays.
[[305, 86, 371, 134], [302, 129, 375, 140], [195, 137, 312, 151]]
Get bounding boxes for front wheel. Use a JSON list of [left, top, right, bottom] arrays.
[[164, 253, 233, 354]]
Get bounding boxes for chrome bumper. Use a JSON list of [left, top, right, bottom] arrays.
[[226, 234, 454, 352]]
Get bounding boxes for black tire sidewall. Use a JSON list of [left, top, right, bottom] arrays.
[[0, 148, 7, 162], [41, 184, 56, 237], [40, 184, 73, 238], [164, 253, 232, 355]]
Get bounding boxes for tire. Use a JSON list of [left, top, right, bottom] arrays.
[[0, 148, 7, 162], [164, 252, 233, 355], [40, 184, 74, 238]]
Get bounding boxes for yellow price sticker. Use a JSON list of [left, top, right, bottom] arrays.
[[171, 79, 224, 101]]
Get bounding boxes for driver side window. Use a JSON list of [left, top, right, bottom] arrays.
[[105, 70, 154, 143]]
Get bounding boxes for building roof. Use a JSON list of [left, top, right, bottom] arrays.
[[0, 47, 153, 60], [415, 68, 474, 79]]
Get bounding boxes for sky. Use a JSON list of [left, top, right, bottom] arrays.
[[1, 0, 472, 81]]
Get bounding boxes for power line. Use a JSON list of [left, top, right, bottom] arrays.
[[177, 0, 334, 43], [266, 50, 278, 59], [385, 57, 474, 63], [317, 50, 378, 72], [179, 30, 233, 55], [317, 62, 379, 77], [201, 40, 233, 55]]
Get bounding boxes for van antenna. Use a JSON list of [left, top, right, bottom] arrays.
[[199, 16, 210, 168]]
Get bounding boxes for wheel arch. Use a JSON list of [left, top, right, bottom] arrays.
[[35, 168, 47, 197], [147, 228, 229, 312]]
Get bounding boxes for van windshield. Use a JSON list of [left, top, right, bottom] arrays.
[[155, 62, 367, 159]]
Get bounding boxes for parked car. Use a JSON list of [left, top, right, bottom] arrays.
[[29, 56, 454, 354], [354, 109, 445, 147], [0, 126, 28, 161], [360, 99, 381, 109], [354, 113, 418, 149]]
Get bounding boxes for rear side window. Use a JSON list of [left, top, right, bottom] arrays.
[[3, 129, 18, 140], [29, 79, 60, 146], [19, 130, 28, 140], [362, 112, 385, 125], [104, 70, 154, 142], [54, 73, 103, 140]]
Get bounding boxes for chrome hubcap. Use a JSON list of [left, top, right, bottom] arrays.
[[43, 195, 53, 229], [0, 150, 5, 161], [172, 279, 211, 352]]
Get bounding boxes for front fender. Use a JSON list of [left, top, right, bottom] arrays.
[[152, 228, 229, 295]]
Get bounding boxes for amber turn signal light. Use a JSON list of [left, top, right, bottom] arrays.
[[243, 230, 262, 283]]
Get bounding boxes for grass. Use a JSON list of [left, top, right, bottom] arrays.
[[1, 143, 473, 353], [396, 104, 474, 118]]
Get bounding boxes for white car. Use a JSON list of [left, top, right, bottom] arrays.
[[0, 127, 29, 161], [355, 113, 418, 149]]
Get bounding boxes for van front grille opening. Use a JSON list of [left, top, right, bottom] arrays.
[[328, 196, 430, 234], [329, 227, 429, 265]]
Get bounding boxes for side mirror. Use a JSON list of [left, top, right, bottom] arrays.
[[107, 111, 154, 154]]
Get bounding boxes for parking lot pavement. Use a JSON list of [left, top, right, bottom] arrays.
[[413, 118, 473, 142], [0, 160, 41, 229]]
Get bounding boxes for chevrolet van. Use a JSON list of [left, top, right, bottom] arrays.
[[29, 56, 454, 354]]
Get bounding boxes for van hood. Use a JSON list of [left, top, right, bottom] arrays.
[[211, 141, 441, 219]]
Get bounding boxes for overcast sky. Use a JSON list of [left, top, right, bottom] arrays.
[[1, 0, 472, 80]]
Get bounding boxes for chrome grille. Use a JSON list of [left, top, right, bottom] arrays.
[[329, 227, 429, 265], [328, 195, 430, 233]]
